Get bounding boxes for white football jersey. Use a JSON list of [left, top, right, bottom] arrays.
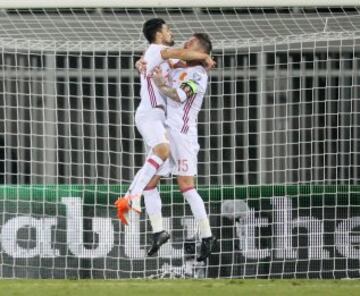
[[138, 44, 171, 112], [166, 65, 208, 136]]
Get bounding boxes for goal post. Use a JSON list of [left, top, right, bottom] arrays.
[[0, 1, 360, 279], [1, 0, 360, 8]]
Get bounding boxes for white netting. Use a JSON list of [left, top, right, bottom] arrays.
[[0, 7, 360, 50], [0, 6, 359, 279]]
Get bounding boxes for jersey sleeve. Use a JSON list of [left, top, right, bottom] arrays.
[[192, 67, 208, 94], [144, 44, 168, 76], [178, 66, 208, 99]]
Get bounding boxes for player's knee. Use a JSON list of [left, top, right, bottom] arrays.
[[177, 176, 195, 192], [153, 143, 170, 160]]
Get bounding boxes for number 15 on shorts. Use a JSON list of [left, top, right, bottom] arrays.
[[177, 159, 188, 172]]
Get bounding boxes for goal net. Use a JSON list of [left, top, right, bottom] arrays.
[[0, 1, 359, 279]]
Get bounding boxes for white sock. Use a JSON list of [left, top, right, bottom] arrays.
[[144, 187, 163, 233], [182, 188, 212, 239], [126, 170, 142, 211], [128, 154, 163, 197], [198, 218, 212, 239]]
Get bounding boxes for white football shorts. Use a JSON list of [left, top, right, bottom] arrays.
[[163, 129, 200, 176], [135, 108, 169, 149]]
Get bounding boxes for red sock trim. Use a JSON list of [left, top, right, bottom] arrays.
[[147, 158, 160, 170], [144, 185, 157, 191], [180, 186, 195, 193]]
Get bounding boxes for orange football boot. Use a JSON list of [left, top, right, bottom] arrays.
[[114, 197, 131, 225]]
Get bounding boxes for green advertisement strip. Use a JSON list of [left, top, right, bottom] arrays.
[[0, 184, 359, 205]]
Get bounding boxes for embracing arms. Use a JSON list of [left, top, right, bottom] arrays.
[[152, 67, 200, 103], [160, 48, 215, 69]]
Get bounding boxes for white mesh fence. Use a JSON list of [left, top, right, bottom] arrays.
[[0, 6, 359, 279]]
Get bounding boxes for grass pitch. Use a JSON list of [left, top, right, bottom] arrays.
[[0, 279, 359, 296]]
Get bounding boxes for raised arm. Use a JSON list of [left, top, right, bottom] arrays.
[[160, 48, 215, 69]]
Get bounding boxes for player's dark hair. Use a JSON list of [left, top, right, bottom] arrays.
[[193, 33, 212, 54], [142, 18, 166, 43]]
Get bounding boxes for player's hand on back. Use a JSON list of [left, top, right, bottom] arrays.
[[135, 57, 147, 74], [152, 67, 166, 87]]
